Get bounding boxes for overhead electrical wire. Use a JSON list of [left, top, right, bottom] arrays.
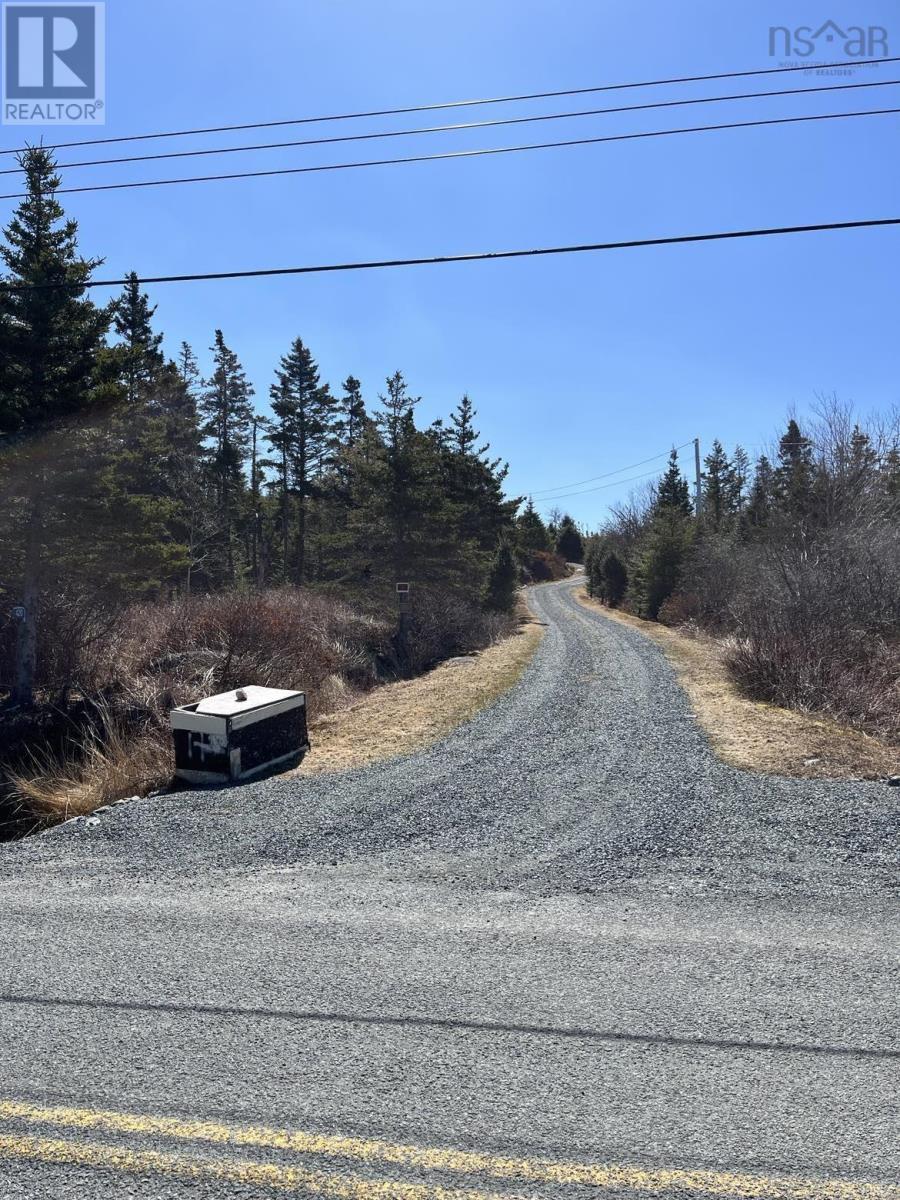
[[3, 105, 898, 201], [3, 76, 895, 175], [535, 466, 667, 504], [0, 54, 895, 157], [1, 217, 896, 293], [532, 441, 695, 498]]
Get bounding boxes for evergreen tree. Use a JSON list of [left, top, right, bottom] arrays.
[[450, 393, 479, 456], [483, 539, 518, 612], [200, 330, 254, 584], [656, 449, 693, 515], [629, 509, 694, 620], [702, 439, 735, 529], [584, 539, 604, 598], [556, 514, 584, 563], [0, 147, 112, 703], [745, 454, 775, 530], [601, 551, 628, 607], [774, 418, 814, 517], [339, 375, 366, 448], [730, 445, 751, 513], [444, 394, 516, 554], [266, 336, 338, 583], [517, 498, 552, 552], [113, 271, 164, 405], [375, 370, 423, 580]]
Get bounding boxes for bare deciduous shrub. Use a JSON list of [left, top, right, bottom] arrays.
[[404, 588, 514, 674]]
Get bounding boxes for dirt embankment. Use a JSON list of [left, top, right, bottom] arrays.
[[576, 588, 898, 781]]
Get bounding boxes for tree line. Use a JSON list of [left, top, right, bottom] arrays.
[[584, 410, 900, 738], [0, 149, 527, 706]]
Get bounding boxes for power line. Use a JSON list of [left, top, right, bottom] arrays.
[[6, 76, 896, 176], [3, 105, 898, 201], [1, 54, 895, 157], [1, 216, 896, 293], [532, 441, 695, 497], [535, 466, 665, 505]]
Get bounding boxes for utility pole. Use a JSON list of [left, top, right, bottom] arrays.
[[693, 437, 702, 518]]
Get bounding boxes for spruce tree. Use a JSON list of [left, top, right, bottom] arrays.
[[450, 394, 479, 456], [340, 375, 366, 448], [483, 538, 518, 612], [444, 394, 516, 555], [730, 445, 751, 514], [113, 271, 164, 405], [267, 337, 338, 583], [0, 147, 111, 703], [601, 551, 628, 607], [556, 514, 584, 563], [774, 418, 814, 517], [702, 439, 734, 529], [745, 455, 775, 530], [517, 498, 552, 552], [200, 330, 254, 584], [656, 449, 693, 515]]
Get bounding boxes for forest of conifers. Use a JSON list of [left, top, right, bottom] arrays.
[[1, 148, 564, 714]]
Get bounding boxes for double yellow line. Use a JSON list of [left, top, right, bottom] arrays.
[[0, 1098, 897, 1199]]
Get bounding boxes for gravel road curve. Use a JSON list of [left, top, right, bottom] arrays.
[[0, 576, 897, 1199]]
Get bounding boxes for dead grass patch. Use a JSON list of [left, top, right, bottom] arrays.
[[8, 716, 172, 822], [296, 600, 544, 776], [576, 588, 898, 780]]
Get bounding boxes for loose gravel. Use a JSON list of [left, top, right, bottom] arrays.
[[4, 578, 898, 898]]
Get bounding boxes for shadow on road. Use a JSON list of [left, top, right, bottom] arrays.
[[1, 992, 896, 1061]]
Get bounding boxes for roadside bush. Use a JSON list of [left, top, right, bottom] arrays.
[[519, 549, 568, 583], [723, 526, 900, 740], [405, 588, 513, 674]]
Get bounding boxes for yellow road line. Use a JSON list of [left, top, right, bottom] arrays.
[[0, 1099, 898, 1200], [0, 1132, 516, 1199]]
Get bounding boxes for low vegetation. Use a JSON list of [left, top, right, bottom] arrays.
[[584, 400, 900, 751], [3, 587, 515, 826]]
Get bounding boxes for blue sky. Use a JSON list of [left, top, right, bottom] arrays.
[[1, 0, 898, 525]]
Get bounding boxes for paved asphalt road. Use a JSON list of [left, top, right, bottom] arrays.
[[0, 577, 897, 1199]]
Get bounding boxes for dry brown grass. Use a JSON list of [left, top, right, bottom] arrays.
[[576, 588, 898, 780], [296, 601, 545, 776], [8, 598, 541, 821], [8, 716, 172, 822]]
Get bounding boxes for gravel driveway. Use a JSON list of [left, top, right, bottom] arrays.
[[5, 575, 897, 897]]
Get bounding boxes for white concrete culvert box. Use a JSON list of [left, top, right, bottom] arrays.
[[170, 685, 310, 785]]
